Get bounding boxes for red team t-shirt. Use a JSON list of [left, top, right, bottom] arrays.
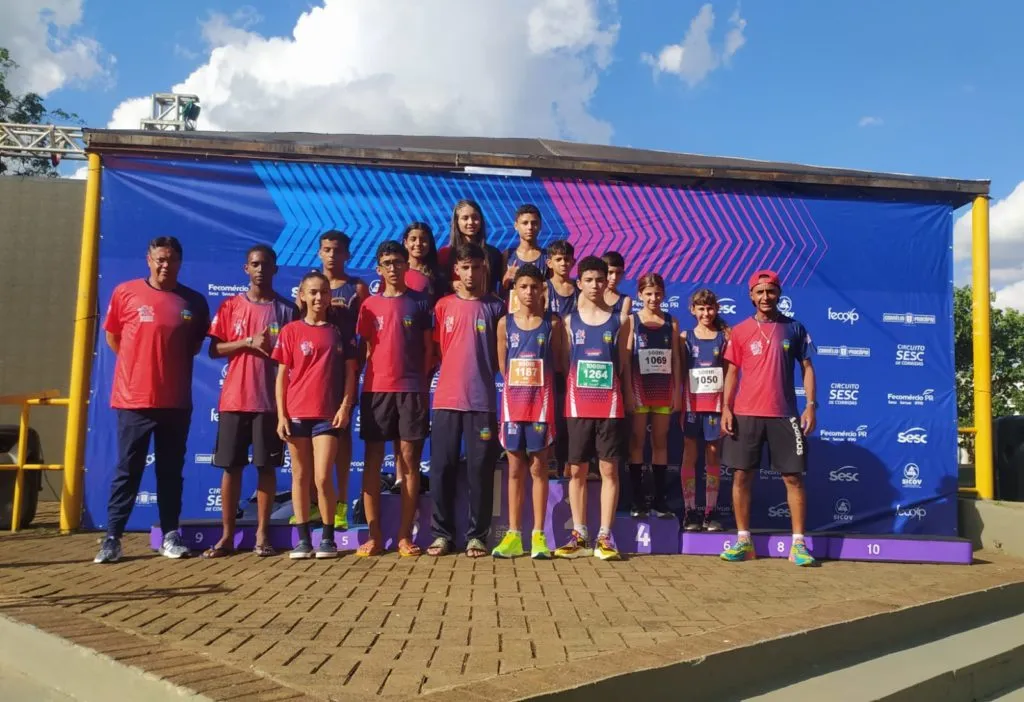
[[208, 293, 296, 413], [104, 279, 210, 410], [433, 294, 505, 412], [271, 321, 348, 420], [725, 316, 813, 417], [404, 268, 432, 295], [357, 291, 432, 393]]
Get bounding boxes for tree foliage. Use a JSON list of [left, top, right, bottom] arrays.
[[0, 47, 80, 177], [954, 285, 1024, 426]]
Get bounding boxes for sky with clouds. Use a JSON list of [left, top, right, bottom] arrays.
[[4, 0, 1024, 309]]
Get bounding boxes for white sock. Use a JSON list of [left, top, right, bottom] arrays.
[[793, 533, 804, 542], [598, 527, 611, 539], [737, 530, 751, 541], [574, 524, 588, 540]]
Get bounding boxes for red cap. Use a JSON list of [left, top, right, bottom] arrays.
[[748, 269, 781, 290]]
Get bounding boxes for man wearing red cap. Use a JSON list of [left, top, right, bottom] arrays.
[[719, 269, 818, 566]]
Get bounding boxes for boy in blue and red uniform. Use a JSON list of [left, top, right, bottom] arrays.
[[492, 264, 564, 559], [555, 256, 628, 561], [428, 242, 506, 557]]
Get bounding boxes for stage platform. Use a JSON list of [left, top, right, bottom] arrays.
[[151, 489, 973, 565]]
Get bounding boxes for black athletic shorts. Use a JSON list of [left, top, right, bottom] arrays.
[[567, 417, 625, 464], [722, 415, 807, 475], [213, 411, 284, 469], [359, 392, 430, 442]]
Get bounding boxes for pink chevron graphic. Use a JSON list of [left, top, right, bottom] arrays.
[[542, 179, 829, 285]]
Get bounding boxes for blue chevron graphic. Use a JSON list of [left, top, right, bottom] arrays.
[[253, 161, 572, 269]]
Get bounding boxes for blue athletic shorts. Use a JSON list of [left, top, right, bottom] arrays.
[[500, 421, 554, 454], [289, 418, 339, 439], [683, 412, 722, 442]]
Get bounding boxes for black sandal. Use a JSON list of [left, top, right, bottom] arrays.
[[426, 537, 451, 557], [201, 544, 234, 559]]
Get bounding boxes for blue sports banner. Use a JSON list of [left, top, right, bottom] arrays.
[[85, 154, 958, 535]]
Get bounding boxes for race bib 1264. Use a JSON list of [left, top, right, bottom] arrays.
[[576, 360, 613, 390], [689, 367, 723, 394]]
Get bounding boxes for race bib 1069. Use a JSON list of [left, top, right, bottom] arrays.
[[689, 367, 723, 394], [508, 358, 543, 387], [576, 360, 613, 390], [639, 348, 671, 375]]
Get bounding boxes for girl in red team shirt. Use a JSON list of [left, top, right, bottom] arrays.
[[402, 221, 445, 302], [273, 272, 357, 559]]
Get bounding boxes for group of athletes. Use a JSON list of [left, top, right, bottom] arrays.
[[94, 199, 819, 568]]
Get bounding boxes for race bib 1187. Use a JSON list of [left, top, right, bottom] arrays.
[[508, 358, 543, 387]]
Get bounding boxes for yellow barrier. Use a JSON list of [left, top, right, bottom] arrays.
[[0, 390, 70, 532]]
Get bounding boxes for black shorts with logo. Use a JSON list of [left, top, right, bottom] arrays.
[[359, 392, 430, 442], [722, 415, 807, 475], [213, 411, 284, 469], [567, 417, 625, 464]]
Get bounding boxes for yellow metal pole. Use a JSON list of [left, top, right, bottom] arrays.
[[971, 195, 994, 500], [61, 152, 102, 532], [11, 404, 29, 533]]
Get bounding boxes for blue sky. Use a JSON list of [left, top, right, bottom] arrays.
[[7, 0, 1024, 304]]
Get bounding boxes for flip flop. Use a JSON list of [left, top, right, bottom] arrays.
[[201, 545, 233, 559], [355, 540, 384, 558], [466, 538, 488, 559], [426, 537, 451, 557], [252, 543, 275, 557], [397, 539, 422, 558]]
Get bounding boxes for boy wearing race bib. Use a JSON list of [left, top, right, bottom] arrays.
[[681, 289, 729, 532], [601, 251, 632, 325], [502, 204, 547, 313], [493, 264, 564, 559], [623, 273, 682, 519], [546, 240, 577, 479], [555, 256, 628, 561]]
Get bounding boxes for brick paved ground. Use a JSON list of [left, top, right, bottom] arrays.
[[2, 505, 1024, 701]]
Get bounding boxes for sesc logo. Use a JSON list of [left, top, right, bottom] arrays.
[[828, 466, 860, 482], [833, 498, 854, 522], [895, 344, 926, 367], [778, 296, 794, 315], [827, 308, 859, 324], [897, 427, 928, 444], [767, 502, 791, 519], [205, 487, 222, 512], [828, 382, 860, 406], [717, 297, 737, 316], [902, 463, 923, 488], [719, 465, 734, 483], [896, 504, 927, 520]]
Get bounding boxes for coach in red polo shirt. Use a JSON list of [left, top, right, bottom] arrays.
[[93, 236, 210, 564], [719, 269, 818, 567]]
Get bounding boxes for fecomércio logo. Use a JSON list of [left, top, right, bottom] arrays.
[[210, 408, 220, 423], [902, 463, 923, 488], [833, 498, 854, 522], [896, 504, 927, 520], [207, 283, 248, 298], [759, 467, 783, 481], [897, 427, 928, 444], [827, 307, 859, 324], [828, 466, 859, 482], [887, 388, 935, 407], [819, 424, 869, 443]]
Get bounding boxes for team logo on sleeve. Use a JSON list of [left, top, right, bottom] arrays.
[[181, 309, 193, 322], [510, 333, 520, 349], [269, 322, 280, 336], [402, 315, 414, 328], [475, 319, 486, 333], [479, 426, 492, 441], [602, 331, 613, 344], [300, 340, 314, 356], [712, 346, 719, 357], [137, 305, 155, 323], [782, 339, 791, 352], [537, 333, 546, 346]]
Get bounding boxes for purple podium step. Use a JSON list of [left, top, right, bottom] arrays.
[[681, 531, 828, 559], [825, 533, 973, 565]]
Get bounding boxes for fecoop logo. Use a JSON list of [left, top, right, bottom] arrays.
[[828, 466, 860, 482], [205, 487, 222, 512], [767, 502, 791, 519], [819, 425, 869, 443], [887, 388, 935, 407], [833, 498, 854, 522], [828, 382, 860, 406], [895, 344, 926, 367], [717, 297, 738, 316], [883, 312, 937, 326], [827, 308, 859, 324], [902, 463, 923, 488], [896, 504, 928, 520], [818, 345, 871, 359], [207, 283, 248, 298], [897, 427, 929, 444]]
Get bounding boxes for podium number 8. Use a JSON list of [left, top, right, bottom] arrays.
[[776, 541, 785, 553]]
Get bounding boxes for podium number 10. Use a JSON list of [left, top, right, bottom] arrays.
[[867, 543, 881, 555]]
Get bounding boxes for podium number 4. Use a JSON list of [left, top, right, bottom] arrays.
[[636, 524, 651, 548]]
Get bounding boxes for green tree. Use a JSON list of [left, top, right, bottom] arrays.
[[954, 285, 1024, 430], [0, 47, 80, 177]]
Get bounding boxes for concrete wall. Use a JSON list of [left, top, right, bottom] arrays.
[[0, 176, 85, 500]]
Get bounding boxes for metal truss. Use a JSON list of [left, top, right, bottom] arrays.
[[0, 122, 86, 160], [140, 93, 201, 131]]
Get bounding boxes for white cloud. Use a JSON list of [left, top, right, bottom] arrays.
[[954, 181, 1024, 311], [641, 3, 746, 87], [0, 0, 106, 95], [858, 116, 883, 128], [107, 0, 619, 144]]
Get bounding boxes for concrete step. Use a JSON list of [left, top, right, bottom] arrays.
[[749, 612, 1024, 701]]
